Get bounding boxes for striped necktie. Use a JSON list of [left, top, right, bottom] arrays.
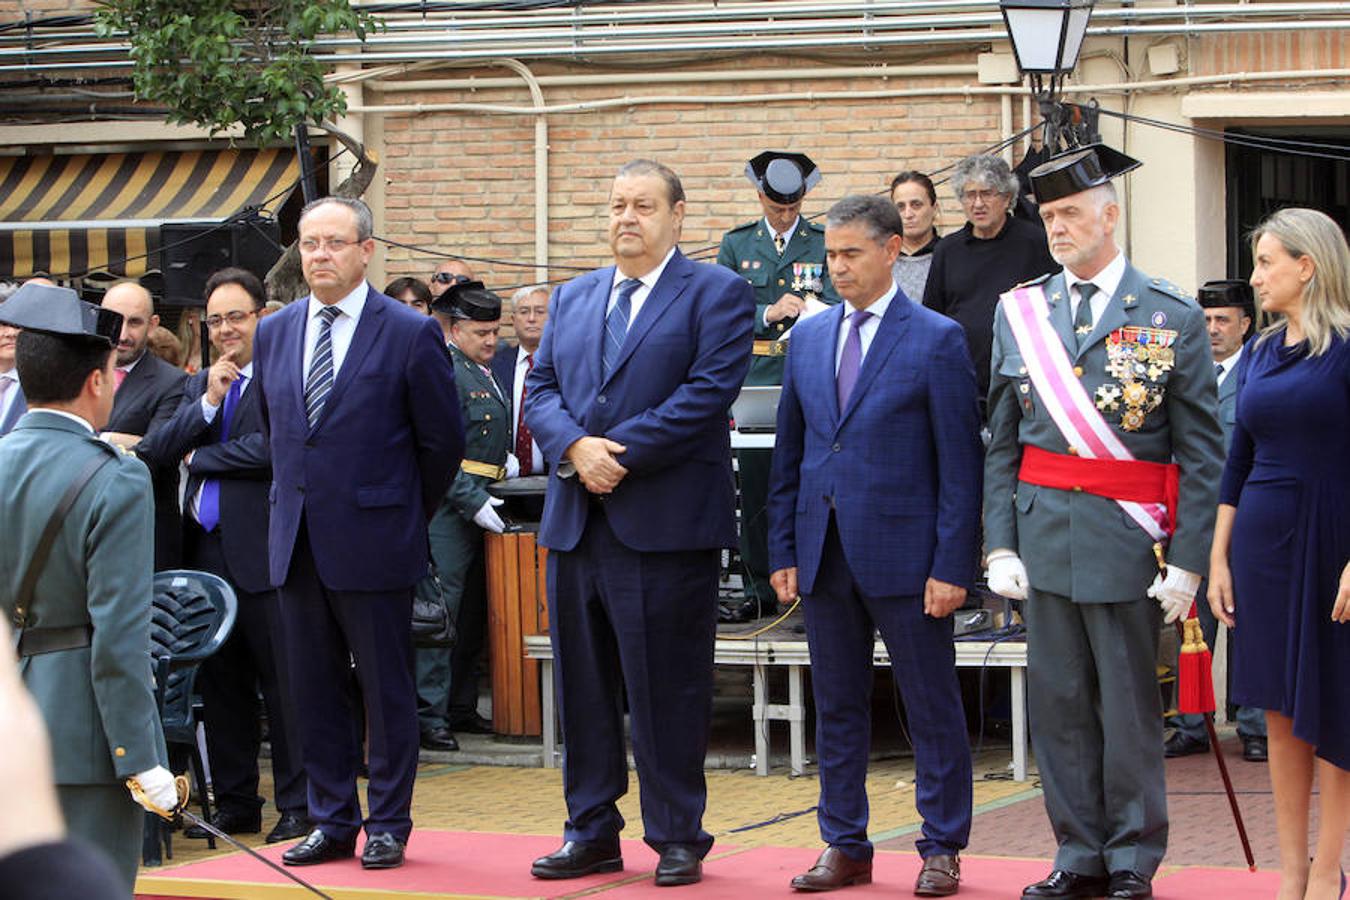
[[304, 305, 342, 427], [603, 278, 642, 378]]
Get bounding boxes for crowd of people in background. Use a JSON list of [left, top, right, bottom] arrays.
[[0, 143, 1347, 900]]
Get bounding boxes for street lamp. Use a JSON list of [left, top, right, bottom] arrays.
[[1000, 0, 1097, 152]]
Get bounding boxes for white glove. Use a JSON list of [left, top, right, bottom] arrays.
[[505, 453, 521, 479], [129, 765, 178, 814], [473, 497, 506, 533], [986, 551, 1029, 600], [1147, 565, 1201, 624]]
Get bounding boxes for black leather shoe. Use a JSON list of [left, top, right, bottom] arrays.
[[718, 597, 759, 624], [1022, 869, 1109, 898], [361, 832, 406, 869], [420, 726, 460, 752], [449, 713, 494, 735], [184, 807, 261, 839], [530, 840, 623, 879], [1106, 871, 1152, 898], [1163, 732, 1209, 758], [265, 812, 313, 843], [655, 845, 702, 887], [1241, 735, 1268, 762], [282, 829, 356, 866]]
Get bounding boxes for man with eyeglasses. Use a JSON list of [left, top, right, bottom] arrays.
[[431, 259, 475, 298], [252, 197, 463, 871], [138, 267, 311, 846], [99, 280, 187, 568], [923, 154, 1056, 419]]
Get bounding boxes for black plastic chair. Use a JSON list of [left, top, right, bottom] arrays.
[[141, 569, 237, 866]]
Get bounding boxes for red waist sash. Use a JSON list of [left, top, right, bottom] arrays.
[[1017, 445, 1180, 537]]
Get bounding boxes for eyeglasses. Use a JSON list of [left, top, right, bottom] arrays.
[[960, 189, 1003, 205], [205, 310, 255, 330], [298, 237, 356, 254]]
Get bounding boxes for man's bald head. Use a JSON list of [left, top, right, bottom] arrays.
[[431, 259, 475, 297], [101, 281, 158, 366]]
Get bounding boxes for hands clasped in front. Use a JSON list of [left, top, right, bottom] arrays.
[[565, 436, 628, 495], [769, 566, 965, 618]]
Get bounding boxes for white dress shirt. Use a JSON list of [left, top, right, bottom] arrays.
[[512, 348, 543, 472], [608, 246, 678, 324], [0, 369, 20, 424], [835, 282, 899, 375], [1065, 249, 1127, 329], [191, 362, 254, 521], [1216, 343, 1243, 387], [302, 283, 368, 380]]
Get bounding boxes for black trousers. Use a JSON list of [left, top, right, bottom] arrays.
[[186, 522, 307, 816]]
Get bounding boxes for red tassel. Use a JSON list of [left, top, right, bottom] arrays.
[[1177, 613, 1216, 715]]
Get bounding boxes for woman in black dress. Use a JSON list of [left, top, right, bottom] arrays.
[[1208, 207, 1350, 900]]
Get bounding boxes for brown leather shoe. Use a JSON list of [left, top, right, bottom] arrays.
[[791, 846, 872, 892], [915, 853, 961, 896]]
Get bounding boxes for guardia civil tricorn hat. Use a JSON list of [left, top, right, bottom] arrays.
[[435, 279, 502, 321], [745, 151, 821, 205], [1028, 143, 1142, 204], [1198, 279, 1256, 318], [0, 281, 122, 345]]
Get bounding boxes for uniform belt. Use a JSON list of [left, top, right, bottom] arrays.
[[461, 459, 507, 480], [1018, 444, 1180, 535], [15, 624, 93, 658], [751, 340, 788, 357]]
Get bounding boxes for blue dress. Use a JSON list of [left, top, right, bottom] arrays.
[[1222, 331, 1350, 770]]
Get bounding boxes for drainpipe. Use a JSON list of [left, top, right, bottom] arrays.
[[489, 58, 548, 285]]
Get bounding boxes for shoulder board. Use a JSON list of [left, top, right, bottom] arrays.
[[87, 435, 125, 458], [1145, 277, 1194, 304], [725, 220, 758, 235], [1012, 272, 1053, 289], [803, 219, 826, 233]]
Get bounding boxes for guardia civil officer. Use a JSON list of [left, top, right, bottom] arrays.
[[982, 147, 1224, 900], [0, 282, 179, 891], [716, 151, 840, 622], [415, 280, 512, 752]]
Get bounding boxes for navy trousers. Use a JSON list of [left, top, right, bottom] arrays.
[[548, 506, 720, 856], [803, 519, 972, 861], [278, 519, 419, 843], [187, 523, 307, 817]]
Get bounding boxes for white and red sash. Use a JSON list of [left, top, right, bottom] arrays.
[[1001, 283, 1170, 543]]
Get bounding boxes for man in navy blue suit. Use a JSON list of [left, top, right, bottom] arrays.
[[524, 160, 754, 887], [767, 195, 984, 896], [252, 197, 463, 871], [136, 267, 309, 844]]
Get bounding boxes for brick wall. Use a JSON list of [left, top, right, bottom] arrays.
[[1191, 30, 1346, 75], [374, 53, 1016, 296]]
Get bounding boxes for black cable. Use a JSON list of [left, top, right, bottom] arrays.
[[1090, 105, 1350, 163]]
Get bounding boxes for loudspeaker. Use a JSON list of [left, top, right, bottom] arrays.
[[159, 217, 282, 306]]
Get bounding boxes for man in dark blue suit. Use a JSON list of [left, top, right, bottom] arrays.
[[252, 197, 464, 870], [137, 267, 309, 844], [524, 160, 754, 887], [767, 195, 984, 896]]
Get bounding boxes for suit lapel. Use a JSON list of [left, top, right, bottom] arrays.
[[0, 385, 24, 433], [819, 303, 845, 427], [112, 355, 153, 420], [581, 267, 613, 394], [313, 286, 386, 431], [1075, 267, 1139, 362], [604, 251, 691, 385], [837, 295, 912, 431]]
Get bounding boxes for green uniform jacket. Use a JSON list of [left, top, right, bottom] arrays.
[[983, 265, 1224, 602], [444, 344, 511, 523], [716, 218, 840, 386], [0, 411, 167, 783]]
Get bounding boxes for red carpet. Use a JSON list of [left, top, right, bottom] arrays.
[[135, 830, 1277, 899]]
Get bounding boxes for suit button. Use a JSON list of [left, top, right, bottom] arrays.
[[114, 747, 126, 757], [1073, 366, 1084, 377], [597, 395, 607, 405], [778, 278, 785, 286], [297, 486, 305, 494], [485, 414, 492, 420], [1067, 446, 1078, 456], [831, 442, 841, 452], [1072, 485, 1083, 492]]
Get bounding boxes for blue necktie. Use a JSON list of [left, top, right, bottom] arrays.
[[197, 376, 242, 532], [603, 278, 642, 377], [304, 306, 341, 427]]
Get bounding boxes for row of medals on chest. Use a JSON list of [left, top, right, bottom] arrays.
[[1094, 324, 1178, 432]]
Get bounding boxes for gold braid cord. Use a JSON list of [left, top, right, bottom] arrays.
[[125, 774, 191, 820]]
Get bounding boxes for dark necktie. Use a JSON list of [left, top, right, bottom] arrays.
[[1215, 362, 1224, 381], [304, 305, 341, 427], [604, 278, 641, 378], [773, 232, 786, 256], [516, 353, 534, 477], [1074, 282, 1098, 350], [837, 309, 872, 410], [197, 376, 242, 532]]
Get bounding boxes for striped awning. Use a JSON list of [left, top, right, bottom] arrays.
[[0, 147, 298, 280]]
